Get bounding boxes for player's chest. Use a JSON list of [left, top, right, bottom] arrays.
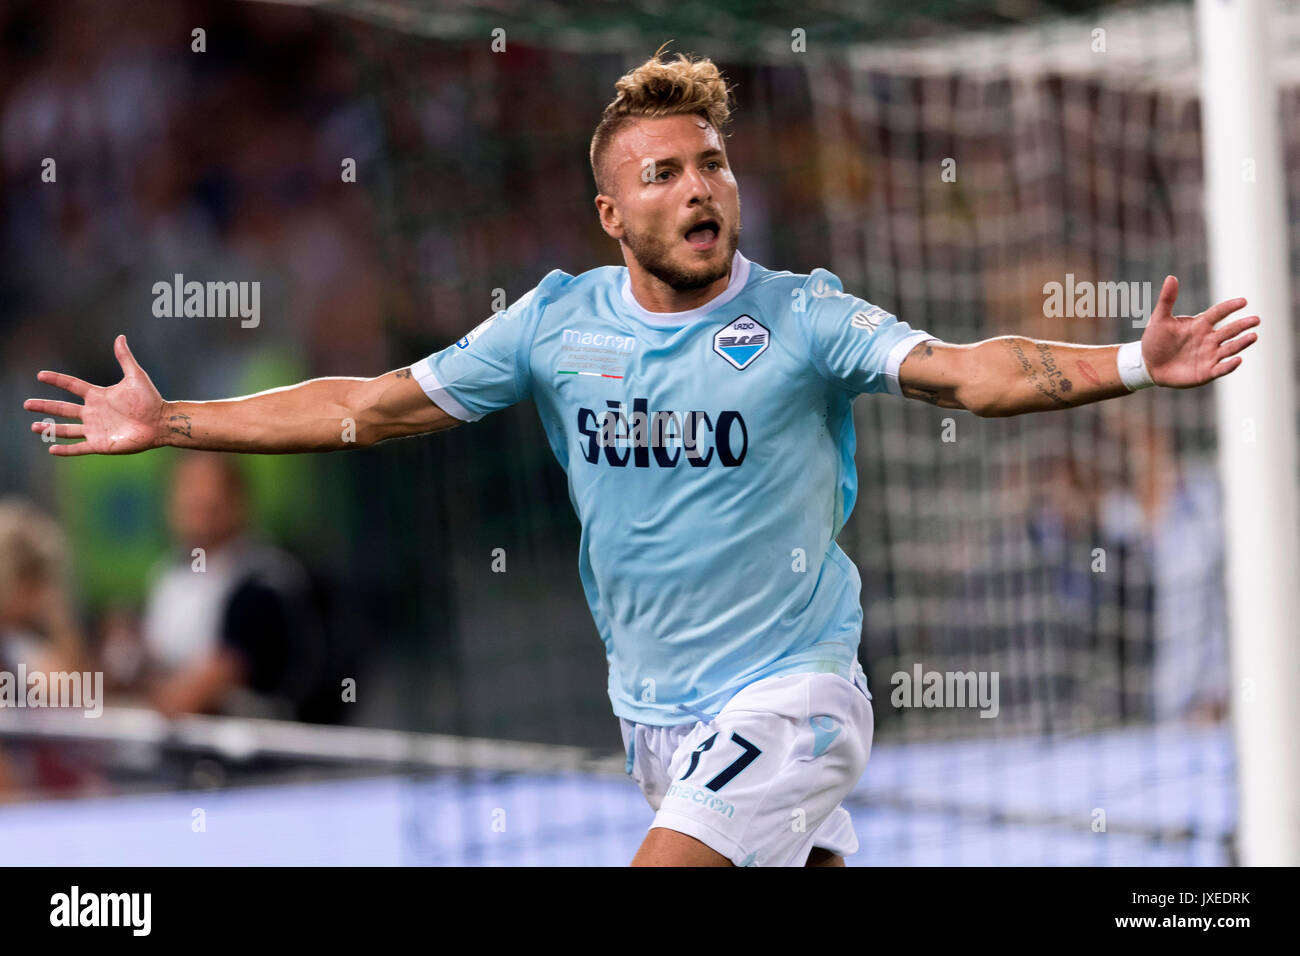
[[533, 313, 812, 472], [535, 312, 801, 411]]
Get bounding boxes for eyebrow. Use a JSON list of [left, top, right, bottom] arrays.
[[647, 148, 726, 168]]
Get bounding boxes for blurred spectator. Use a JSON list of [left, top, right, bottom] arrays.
[[1099, 419, 1230, 724], [0, 497, 81, 674], [0, 497, 88, 797], [1029, 454, 1103, 628], [138, 451, 331, 722]]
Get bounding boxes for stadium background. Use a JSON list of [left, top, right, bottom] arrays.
[[0, 0, 1290, 864]]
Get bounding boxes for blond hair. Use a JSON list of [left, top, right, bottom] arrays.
[[590, 51, 733, 194], [0, 498, 67, 612]]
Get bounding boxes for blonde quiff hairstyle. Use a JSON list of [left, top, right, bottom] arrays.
[[590, 50, 733, 195]]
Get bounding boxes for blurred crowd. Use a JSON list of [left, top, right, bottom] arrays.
[[0, 2, 632, 488], [0, 451, 358, 797], [0, 0, 1238, 798], [0, 1, 426, 797], [1025, 414, 1230, 725], [0, 0, 645, 793]]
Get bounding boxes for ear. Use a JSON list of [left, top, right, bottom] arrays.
[[594, 193, 624, 240]]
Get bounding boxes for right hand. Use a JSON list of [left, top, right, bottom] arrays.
[[24, 335, 166, 456]]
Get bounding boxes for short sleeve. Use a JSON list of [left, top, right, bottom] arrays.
[[799, 270, 939, 396], [409, 274, 560, 421]]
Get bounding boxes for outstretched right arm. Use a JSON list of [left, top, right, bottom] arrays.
[[24, 335, 459, 456]]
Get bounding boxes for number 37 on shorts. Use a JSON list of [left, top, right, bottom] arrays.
[[620, 669, 874, 866]]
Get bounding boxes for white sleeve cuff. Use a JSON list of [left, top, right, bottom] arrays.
[[409, 357, 483, 422], [884, 332, 940, 397]]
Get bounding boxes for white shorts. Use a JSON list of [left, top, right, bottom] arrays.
[[619, 665, 874, 867]]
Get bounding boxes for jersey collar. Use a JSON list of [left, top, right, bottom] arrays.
[[619, 250, 751, 327]]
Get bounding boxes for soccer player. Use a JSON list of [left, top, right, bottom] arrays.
[[24, 53, 1259, 867]]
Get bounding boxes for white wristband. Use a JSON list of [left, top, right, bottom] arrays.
[[1117, 340, 1155, 391]]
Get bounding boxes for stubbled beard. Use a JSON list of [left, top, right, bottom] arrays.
[[623, 217, 741, 292]]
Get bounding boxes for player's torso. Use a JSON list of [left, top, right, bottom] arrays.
[[527, 267, 854, 608], [530, 270, 834, 484], [516, 264, 868, 719]]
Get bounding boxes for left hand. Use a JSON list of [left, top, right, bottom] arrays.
[[1140, 275, 1260, 388]]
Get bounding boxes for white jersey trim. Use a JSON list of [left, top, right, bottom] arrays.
[[620, 250, 751, 326], [410, 357, 483, 422], [884, 331, 940, 397]]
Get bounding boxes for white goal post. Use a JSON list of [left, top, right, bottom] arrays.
[[1197, 0, 1300, 867]]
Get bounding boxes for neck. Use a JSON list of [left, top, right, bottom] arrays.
[[187, 529, 245, 558], [625, 253, 734, 314]]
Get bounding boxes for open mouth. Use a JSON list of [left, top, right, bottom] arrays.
[[684, 219, 720, 250]]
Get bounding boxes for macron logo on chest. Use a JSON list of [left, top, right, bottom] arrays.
[[561, 328, 637, 351], [557, 328, 636, 380]]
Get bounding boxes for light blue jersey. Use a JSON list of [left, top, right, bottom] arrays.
[[411, 251, 936, 725]]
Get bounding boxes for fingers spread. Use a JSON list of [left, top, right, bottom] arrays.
[[1202, 296, 1248, 325], [1219, 332, 1257, 358], [115, 334, 141, 376], [23, 398, 83, 419], [36, 370, 91, 399], [31, 422, 85, 439], [1213, 314, 1260, 343], [1154, 275, 1179, 315], [1210, 356, 1243, 379]]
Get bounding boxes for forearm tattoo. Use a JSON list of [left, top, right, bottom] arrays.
[[395, 369, 412, 379], [168, 413, 193, 438], [1009, 341, 1073, 408], [901, 343, 941, 404]]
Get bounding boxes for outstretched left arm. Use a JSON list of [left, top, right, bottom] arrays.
[[898, 276, 1260, 417]]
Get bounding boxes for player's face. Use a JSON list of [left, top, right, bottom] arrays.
[[599, 114, 741, 292]]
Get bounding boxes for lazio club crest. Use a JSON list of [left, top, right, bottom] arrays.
[[713, 315, 769, 370]]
